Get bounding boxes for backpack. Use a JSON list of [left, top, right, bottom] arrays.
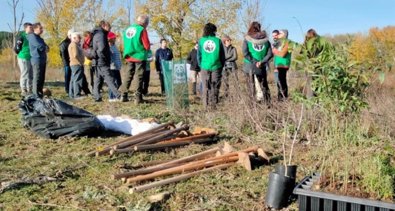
[[13, 35, 24, 54]]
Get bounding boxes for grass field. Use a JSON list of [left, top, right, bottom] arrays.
[[0, 65, 394, 210]]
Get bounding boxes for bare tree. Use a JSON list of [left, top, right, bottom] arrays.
[[7, 0, 24, 70]]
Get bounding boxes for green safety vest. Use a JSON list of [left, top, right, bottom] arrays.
[[17, 32, 31, 60], [199, 36, 222, 71], [123, 24, 147, 60], [274, 39, 292, 68], [244, 41, 269, 63]]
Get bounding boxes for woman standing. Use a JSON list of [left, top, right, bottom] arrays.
[[272, 29, 292, 100], [197, 23, 225, 109], [242, 22, 272, 104], [222, 35, 238, 98]]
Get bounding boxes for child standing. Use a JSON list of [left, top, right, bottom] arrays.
[[108, 32, 122, 102]]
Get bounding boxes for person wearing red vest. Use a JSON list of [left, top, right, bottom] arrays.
[[119, 15, 151, 104]]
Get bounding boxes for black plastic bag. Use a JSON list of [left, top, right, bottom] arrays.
[[19, 96, 104, 139]]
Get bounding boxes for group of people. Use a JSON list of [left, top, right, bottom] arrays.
[[15, 14, 328, 109], [15, 22, 48, 97]]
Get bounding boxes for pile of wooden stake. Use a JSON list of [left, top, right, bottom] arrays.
[[111, 143, 269, 193], [87, 122, 218, 157]]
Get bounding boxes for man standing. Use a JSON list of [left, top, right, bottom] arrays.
[[155, 39, 173, 95], [120, 15, 151, 104], [92, 20, 121, 102], [16, 22, 33, 96], [27, 22, 48, 98], [186, 41, 200, 95], [59, 29, 73, 95]]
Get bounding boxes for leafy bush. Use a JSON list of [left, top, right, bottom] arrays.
[[294, 45, 370, 113]]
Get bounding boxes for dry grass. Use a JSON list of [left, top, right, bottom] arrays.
[[0, 63, 394, 210]]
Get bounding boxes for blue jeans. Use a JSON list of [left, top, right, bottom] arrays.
[[109, 70, 122, 99], [69, 65, 84, 98], [64, 66, 71, 94]]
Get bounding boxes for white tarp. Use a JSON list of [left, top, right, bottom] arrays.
[[97, 115, 159, 135]]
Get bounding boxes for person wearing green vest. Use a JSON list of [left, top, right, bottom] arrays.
[[273, 29, 292, 100], [16, 22, 33, 96], [197, 23, 225, 109], [242, 21, 273, 104], [119, 15, 151, 104]]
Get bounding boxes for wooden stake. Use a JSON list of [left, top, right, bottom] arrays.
[[112, 147, 220, 180], [126, 156, 239, 183], [136, 125, 190, 146], [133, 138, 214, 152], [129, 163, 234, 193], [87, 122, 174, 156], [159, 132, 217, 144]]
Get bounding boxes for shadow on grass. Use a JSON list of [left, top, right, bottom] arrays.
[[5, 81, 65, 87]]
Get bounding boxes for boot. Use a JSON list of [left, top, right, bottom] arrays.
[[121, 93, 129, 102], [134, 94, 144, 105]]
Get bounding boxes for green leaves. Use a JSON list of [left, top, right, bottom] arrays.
[[299, 44, 370, 113]]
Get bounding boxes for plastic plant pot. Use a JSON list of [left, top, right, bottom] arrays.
[[274, 164, 297, 179], [265, 172, 296, 209]]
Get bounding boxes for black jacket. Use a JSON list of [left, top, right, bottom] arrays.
[[59, 37, 71, 66], [224, 45, 238, 70], [186, 48, 200, 71], [92, 27, 111, 67], [155, 47, 173, 72]]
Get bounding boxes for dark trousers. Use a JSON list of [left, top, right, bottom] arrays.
[[276, 67, 288, 100], [69, 65, 84, 98], [64, 66, 71, 94], [246, 71, 271, 103], [89, 65, 96, 90], [93, 65, 120, 100], [119, 61, 146, 98], [142, 70, 150, 95], [81, 73, 91, 95], [109, 70, 122, 99], [222, 68, 237, 97], [32, 62, 46, 98], [158, 71, 165, 94], [200, 69, 222, 108]]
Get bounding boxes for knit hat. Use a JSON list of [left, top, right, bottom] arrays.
[[108, 32, 116, 40]]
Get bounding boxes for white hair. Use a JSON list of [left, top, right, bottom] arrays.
[[137, 15, 149, 26], [71, 32, 81, 39], [67, 28, 75, 38]]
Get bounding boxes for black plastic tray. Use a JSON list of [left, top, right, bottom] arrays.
[[293, 173, 395, 211]]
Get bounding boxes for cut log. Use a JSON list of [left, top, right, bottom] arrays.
[[129, 163, 234, 193], [126, 156, 239, 183], [237, 152, 252, 171]]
